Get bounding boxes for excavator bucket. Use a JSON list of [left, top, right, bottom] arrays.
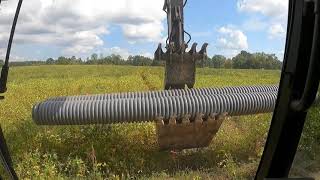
[[156, 43, 208, 89], [154, 0, 212, 149], [156, 113, 227, 151]]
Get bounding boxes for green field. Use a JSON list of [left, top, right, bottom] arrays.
[[0, 65, 318, 179]]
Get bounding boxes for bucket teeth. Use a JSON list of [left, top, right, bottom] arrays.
[[182, 114, 191, 124], [169, 116, 177, 125], [194, 113, 204, 122], [156, 113, 227, 151], [156, 42, 208, 89], [154, 42, 208, 60], [154, 43, 164, 61], [199, 43, 209, 55], [189, 43, 198, 54]]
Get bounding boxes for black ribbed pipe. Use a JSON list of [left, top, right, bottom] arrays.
[[47, 84, 278, 101], [33, 92, 277, 125]]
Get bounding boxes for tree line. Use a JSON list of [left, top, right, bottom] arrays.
[[44, 54, 164, 66], [200, 51, 282, 69], [0, 51, 282, 69]]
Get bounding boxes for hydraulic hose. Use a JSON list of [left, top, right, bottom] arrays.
[[33, 91, 277, 125]]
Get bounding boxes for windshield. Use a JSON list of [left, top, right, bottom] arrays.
[[0, 0, 304, 179]]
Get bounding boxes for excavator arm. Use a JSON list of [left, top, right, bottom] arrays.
[[155, 0, 208, 89]]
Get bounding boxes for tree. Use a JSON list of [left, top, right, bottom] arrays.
[[56, 56, 71, 65], [69, 56, 83, 64], [78, 58, 83, 64], [224, 59, 233, 69], [232, 51, 252, 69], [232, 51, 282, 69], [128, 55, 153, 66], [211, 55, 226, 68], [86, 53, 99, 64], [99, 53, 104, 60], [91, 53, 98, 61], [110, 54, 123, 65], [70, 56, 76, 61], [46, 58, 55, 64]]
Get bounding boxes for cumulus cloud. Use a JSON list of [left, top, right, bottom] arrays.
[[0, 0, 165, 58], [242, 18, 268, 31], [106, 46, 130, 59], [237, 0, 288, 20], [237, 0, 288, 39], [268, 23, 286, 39], [122, 22, 164, 43], [217, 27, 248, 50], [214, 26, 248, 58]]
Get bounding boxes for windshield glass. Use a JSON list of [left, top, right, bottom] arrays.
[[0, 0, 288, 179]]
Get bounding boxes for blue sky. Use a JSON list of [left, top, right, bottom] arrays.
[[0, 0, 288, 61]]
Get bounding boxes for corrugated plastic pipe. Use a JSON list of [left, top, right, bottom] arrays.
[[47, 84, 278, 101], [33, 91, 277, 125]]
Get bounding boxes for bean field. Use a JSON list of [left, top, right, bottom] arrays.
[[0, 65, 318, 179]]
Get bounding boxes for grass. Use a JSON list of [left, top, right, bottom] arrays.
[[0, 65, 317, 179]]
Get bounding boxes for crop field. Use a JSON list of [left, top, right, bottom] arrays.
[[0, 65, 318, 179]]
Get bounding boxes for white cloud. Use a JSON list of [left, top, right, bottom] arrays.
[[122, 21, 164, 43], [106, 46, 130, 59], [215, 26, 248, 58], [242, 18, 268, 31], [237, 0, 288, 39], [268, 23, 286, 39], [217, 27, 248, 50], [0, 0, 166, 58], [237, 0, 288, 20]]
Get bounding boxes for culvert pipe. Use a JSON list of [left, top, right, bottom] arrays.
[[33, 91, 277, 125], [47, 84, 278, 101]]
